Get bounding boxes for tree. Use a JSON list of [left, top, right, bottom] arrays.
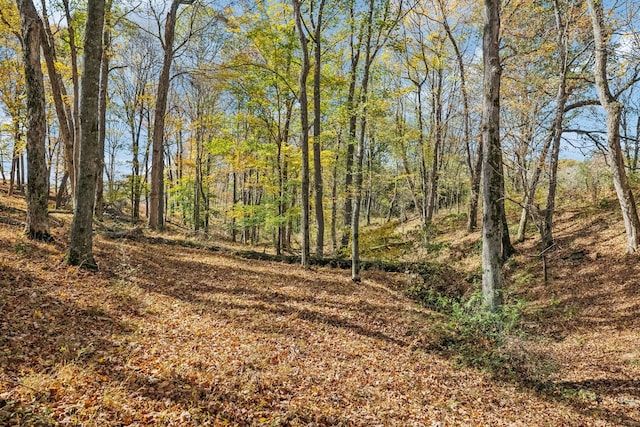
[[95, 0, 114, 220], [586, 0, 640, 254], [39, 0, 76, 207], [292, 0, 311, 267], [434, 0, 479, 231], [352, 0, 403, 281], [112, 30, 157, 223], [311, 0, 327, 259], [17, 0, 51, 241], [481, 0, 502, 311], [148, 0, 195, 231], [66, 0, 105, 269], [0, 3, 26, 197]]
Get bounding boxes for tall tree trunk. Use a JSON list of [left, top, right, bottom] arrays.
[[516, 130, 553, 242], [40, 1, 76, 199], [426, 69, 443, 222], [149, 0, 194, 231], [95, 0, 112, 220], [331, 136, 340, 254], [352, 0, 375, 282], [55, 172, 68, 209], [365, 134, 374, 226], [397, 104, 421, 214], [18, 0, 51, 241], [312, 0, 326, 258], [539, 0, 572, 248], [517, 0, 570, 245], [293, 0, 311, 268], [481, 0, 503, 311], [232, 171, 237, 243], [587, 0, 640, 253], [436, 0, 476, 231], [66, 0, 105, 270], [414, 81, 428, 224], [61, 0, 81, 192], [341, 1, 363, 249], [8, 122, 20, 196], [468, 136, 483, 231]]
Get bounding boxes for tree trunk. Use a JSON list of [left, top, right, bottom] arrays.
[[540, 0, 572, 248], [312, 0, 326, 259], [396, 104, 421, 216], [587, 0, 640, 254], [66, 0, 105, 270], [413, 81, 428, 224], [95, 0, 112, 221], [149, 0, 193, 231], [352, 0, 375, 282], [341, 2, 362, 249], [481, 0, 503, 311], [426, 69, 443, 223], [232, 171, 237, 243], [40, 2, 76, 199], [8, 123, 19, 196], [61, 0, 81, 193], [436, 0, 477, 231], [293, 0, 311, 268], [331, 138, 340, 254], [517, 0, 570, 246], [55, 171, 68, 209], [468, 136, 483, 231], [18, 0, 51, 241]]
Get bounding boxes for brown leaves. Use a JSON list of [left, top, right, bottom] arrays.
[[0, 193, 638, 425]]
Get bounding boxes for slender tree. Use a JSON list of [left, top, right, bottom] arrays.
[[586, 0, 640, 254], [341, 0, 363, 250], [66, 0, 105, 269], [352, 0, 403, 281], [95, 0, 113, 220], [312, 0, 326, 258], [434, 0, 478, 231], [39, 1, 75, 206], [293, 0, 311, 268], [149, 0, 195, 230], [17, 0, 51, 241]]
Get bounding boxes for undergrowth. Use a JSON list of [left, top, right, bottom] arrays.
[[407, 282, 543, 379]]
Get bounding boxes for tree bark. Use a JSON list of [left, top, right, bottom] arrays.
[[516, 0, 570, 246], [539, 0, 572, 248], [149, 0, 193, 230], [293, 0, 311, 268], [312, 0, 326, 258], [436, 0, 477, 231], [426, 69, 443, 223], [18, 0, 51, 241], [341, 1, 362, 249], [331, 136, 340, 254], [587, 0, 640, 254], [66, 0, 105, 270], [481, 0, 503, 311], [352, 0, 375, 282], [61, 0, 81, 192], [95, 0, 112, 220], [40, 1, 76, 199]]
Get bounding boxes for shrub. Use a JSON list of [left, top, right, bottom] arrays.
[[407, 283, 525, 373]]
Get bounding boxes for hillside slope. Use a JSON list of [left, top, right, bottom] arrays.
[[0, 192, 638, 426]]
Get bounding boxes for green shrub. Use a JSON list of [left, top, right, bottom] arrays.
[[408, 284, 524, 373]]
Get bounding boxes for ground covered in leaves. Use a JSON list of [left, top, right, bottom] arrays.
[[0, 191, 639, 426]]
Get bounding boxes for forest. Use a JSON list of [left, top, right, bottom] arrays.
[[1, 0, 640, 425]]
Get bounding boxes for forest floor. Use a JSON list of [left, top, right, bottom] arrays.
[[0, 190, 639, 426]]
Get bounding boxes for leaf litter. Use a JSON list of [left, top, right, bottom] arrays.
[[0, 193, 638, 425]]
